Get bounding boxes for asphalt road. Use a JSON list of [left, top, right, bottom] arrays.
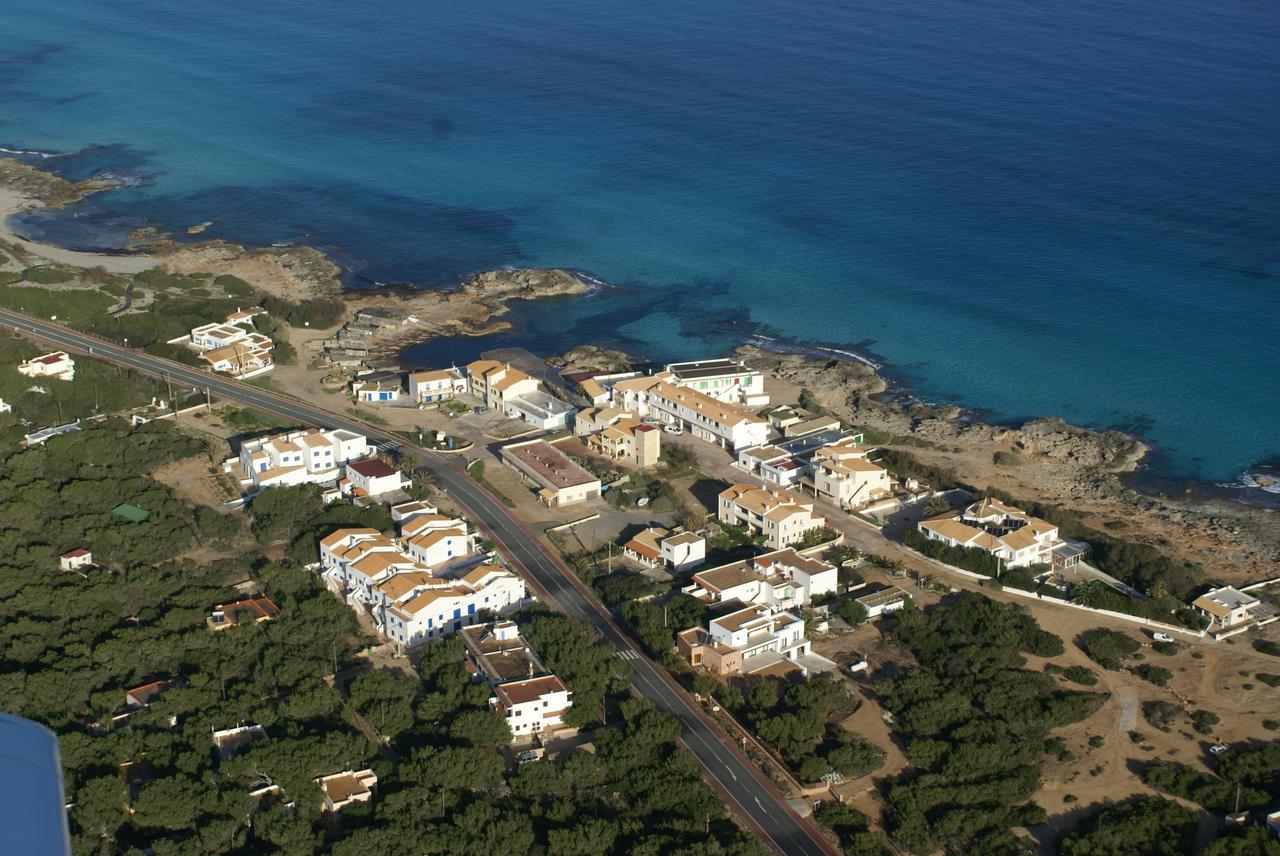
[[0, 308, 838, 856]]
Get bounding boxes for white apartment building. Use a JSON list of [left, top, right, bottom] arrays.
[[319, 524, 525, 650], [917, 497, 1062, 568], [17, 351, 75, 380], [718, 483, 827, 549], [460, 621, 574, 741], [610, 376, 768, 451], [492, 675, 573, 738], [683, 548, 837, 609], [576, 407, 661, 467], [408, 367, 467, 404], [466, 359, 541, 409], [665, 358, 769, 406], [679, 604, 811, 677], [809, 438, 893, 509], [226, 428, 371, 493]]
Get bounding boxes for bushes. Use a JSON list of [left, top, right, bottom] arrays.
[[876, 594, 1103, 853], [261, 295, 346, 329], [815, 803, 888, 856], [1059, 796, 1196, 856], [1078, 629, 1141, 670], [876, 449, 960, 489], [1257, 673, 1280, 687], [22, 266, 75, 284], [1190, 709, 1220, 735], [1255, 640, 1280, 657], [1142, 701, 1180, 731], [901, 527, 999, 576], [214, 274, 255, 297], [1134, 664, 1173, 687], [1045, 664, 1099, 686], [725, 676, 863, 781]]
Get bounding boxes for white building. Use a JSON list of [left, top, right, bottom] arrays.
[[226, 428, 371, 493], [351, 374, 402, 403], [408, 367, 467, 404], [503, 389, 575, 431], [59, 548, 93, 572], [319, 522, 526, 650], [186, 312, 273, 378], [661, 531, 706, 572], [317, 770, 377, 814], [492, 675, 573, 738], [610, 375, 768, 451], [683, 548, 836, 609], [917, 497, 1061, 568], [809, 438, 893, 509], [17, 351, 75, 381], [500, 440, 602, 507], [1191, 586, 1276, 631], [576, 407, 661, 468], [344, 458, 405, 498], [718, 483, 827, 549], [466, 359, 541, 409], [665, 358, 769, 407], [848, 582, 912, 618], [460, 621, 574, 740], [677, 604, 811, 677]]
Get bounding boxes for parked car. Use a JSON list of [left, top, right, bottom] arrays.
[[473, 406, 490, 414], [641, 417, 660, 426], [1151, 632, 1175, 643], [1209, 744, 1229, 755], [663, 423, 684, 435]]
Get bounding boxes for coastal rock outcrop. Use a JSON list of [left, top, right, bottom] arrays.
[[0, 158, 117, 208], [547, 345, 633, 374], [456, 268, 589, 302], [733, 345, 886, 411]]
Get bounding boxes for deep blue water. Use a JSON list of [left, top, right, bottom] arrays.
[[2, 0, 1278, 483]]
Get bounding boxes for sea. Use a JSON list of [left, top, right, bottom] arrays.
[[2, 0, 1278, 493]]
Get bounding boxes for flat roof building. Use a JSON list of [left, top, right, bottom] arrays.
[[500, 440, 601, 507]]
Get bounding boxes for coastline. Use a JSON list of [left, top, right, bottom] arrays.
[[1, 151, 1277, 582]]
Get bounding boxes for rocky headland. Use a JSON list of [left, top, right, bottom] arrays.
[[733, 345, 1279, 583]]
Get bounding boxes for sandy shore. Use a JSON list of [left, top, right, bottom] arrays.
[[0, 187, 157, 274]]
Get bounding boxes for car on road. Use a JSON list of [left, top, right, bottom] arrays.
[[663, 423, 684, 435], [1209, 743, 1229, 755], [641, 417, 660, 426]]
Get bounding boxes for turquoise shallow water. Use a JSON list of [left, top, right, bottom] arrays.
[[2, 0, 1278, 481]]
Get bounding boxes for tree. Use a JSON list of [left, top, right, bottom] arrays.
[[1059, 796, 1196, 856]]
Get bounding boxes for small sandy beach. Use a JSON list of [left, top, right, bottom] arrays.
[[0, 187, 156, 274]]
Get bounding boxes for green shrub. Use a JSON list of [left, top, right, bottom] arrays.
[[1256, 673, 1280, 687], [1190, 709, 1219, 735], [1134, 664, 1173, 687], [214, 274, 255, 296], [1152, 641, 1179, 656], [1255, 640, 1280, 657], [21, 266, 74, 284], [993, 451, 1022, 466], [1078, 629, 1141, 670], [1142, 701, 1180, 731]]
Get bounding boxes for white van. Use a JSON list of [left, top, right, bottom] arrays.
[[1151, 632, 1175, 643]]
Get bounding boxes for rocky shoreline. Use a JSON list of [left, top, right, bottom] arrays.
[[3, 152, 1276, 583], [733, 345, 1280, 583]]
